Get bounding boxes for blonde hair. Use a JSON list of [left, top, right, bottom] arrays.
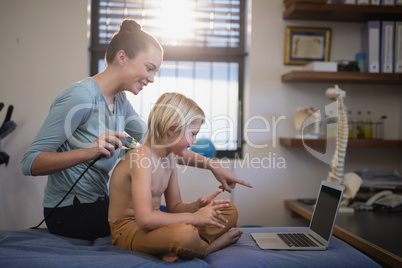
[[145, 93, 205, 145]]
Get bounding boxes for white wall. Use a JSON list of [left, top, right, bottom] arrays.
[[0, 0, 400, 230], [0, 0, 89, 229]]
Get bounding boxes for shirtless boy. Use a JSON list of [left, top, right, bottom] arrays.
[[108, 92, 243, 262]]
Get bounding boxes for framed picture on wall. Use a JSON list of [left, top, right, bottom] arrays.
[[284, 27, 331, 65]]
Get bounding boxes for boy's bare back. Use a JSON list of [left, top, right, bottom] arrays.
[[108, 144, 175, 225]]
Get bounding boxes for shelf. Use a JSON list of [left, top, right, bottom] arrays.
[[281, 71, 402, 84], [281, 5, 402, 151], [280, 137, 402, 148], [283, 3, 402, 22]]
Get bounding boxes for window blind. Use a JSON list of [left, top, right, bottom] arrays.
[[96, 0, 243, 49], [91, 0, 246, 158]]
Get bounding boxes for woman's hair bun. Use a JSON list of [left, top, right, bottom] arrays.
[[120, 19, 142, 33]]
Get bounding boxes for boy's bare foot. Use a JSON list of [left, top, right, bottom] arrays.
[[160, 252, 179, 262], [208, 229, 243, 254]]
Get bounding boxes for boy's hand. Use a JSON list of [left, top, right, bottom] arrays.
[[193, 201, 229, 229], [195, 189, 230, 210]]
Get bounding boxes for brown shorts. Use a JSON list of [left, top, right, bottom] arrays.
[[110, 202, 238, 259]]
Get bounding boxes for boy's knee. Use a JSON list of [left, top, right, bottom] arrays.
[[167, 223, 208, 258], [223, 202, 238, 227], [168, 223, 200, 248]]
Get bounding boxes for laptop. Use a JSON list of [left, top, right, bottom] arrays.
[[251, 180, 345, 250]]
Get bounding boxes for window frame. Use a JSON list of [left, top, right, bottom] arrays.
[[90, 0, 247, 159]]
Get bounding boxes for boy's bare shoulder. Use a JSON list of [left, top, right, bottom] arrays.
[[126, 144, 152, 158], [121, 144, 153, 169]]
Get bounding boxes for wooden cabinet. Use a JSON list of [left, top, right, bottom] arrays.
[[281, 3, 402, 147]]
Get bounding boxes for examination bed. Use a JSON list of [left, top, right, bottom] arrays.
[[0, 226, 379, 267]]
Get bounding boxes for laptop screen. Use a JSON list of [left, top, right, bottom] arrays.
[[309, 184, 342, 240]]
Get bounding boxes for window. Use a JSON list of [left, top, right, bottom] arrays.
[[90, 0, 247, 158]]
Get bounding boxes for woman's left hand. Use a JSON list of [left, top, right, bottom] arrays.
[[209, 161, 253, 193]]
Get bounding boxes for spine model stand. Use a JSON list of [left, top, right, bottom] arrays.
[[325, 85, 348, 185]]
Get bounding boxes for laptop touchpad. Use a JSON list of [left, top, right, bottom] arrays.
[[259, 237, 281, 243]]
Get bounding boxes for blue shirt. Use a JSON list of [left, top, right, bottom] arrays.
[[21, 77, 146, 207]]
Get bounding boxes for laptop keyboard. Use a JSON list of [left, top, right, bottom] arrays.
[[278, 233, 319, 247]]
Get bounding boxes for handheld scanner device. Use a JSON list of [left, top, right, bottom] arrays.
[[119, 136, 138, 149]]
